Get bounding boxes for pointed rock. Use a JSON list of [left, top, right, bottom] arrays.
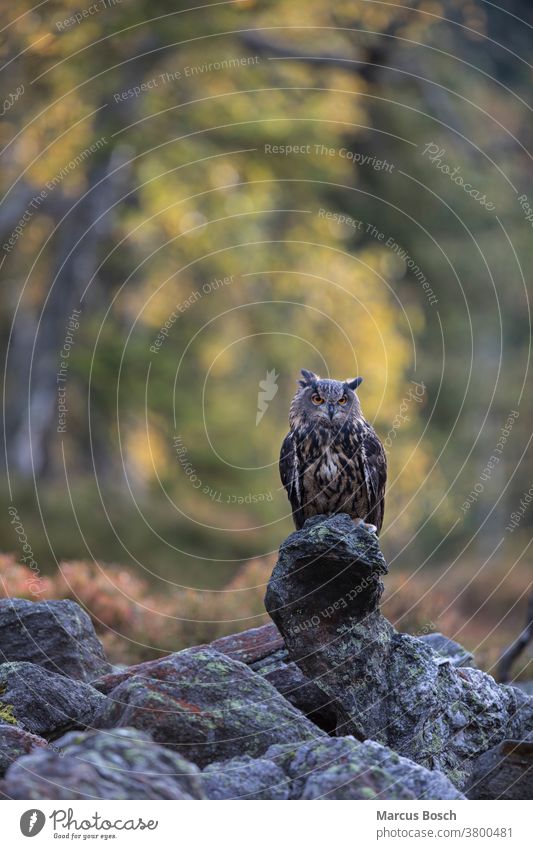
[[265, 514, 533, 789]]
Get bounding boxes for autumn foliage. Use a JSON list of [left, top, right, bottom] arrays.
[[1, 551, 530, 681]]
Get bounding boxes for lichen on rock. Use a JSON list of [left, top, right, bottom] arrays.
[[0, 598, 110, 682], [0, 521, 531, 800], [94, 646, 324, 767], [0, 661, 106, 739], [265, 514, 533, 789], [3, 728, 205, 800]]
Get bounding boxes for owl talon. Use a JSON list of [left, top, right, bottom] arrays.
[[351, 518, 377, 534]]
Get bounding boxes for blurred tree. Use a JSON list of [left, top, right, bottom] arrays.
[[0, 0, 531, 588]]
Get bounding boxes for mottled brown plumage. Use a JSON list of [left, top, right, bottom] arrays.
[[279, 369, 387, 533]]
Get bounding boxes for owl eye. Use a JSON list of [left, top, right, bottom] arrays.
[[311, 393, 324, 405], [338, 395, 347, 405]]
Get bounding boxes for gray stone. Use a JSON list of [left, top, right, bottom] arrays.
[[209, 623, 338, 733], [94, 647, 324, 767], [466, 739, 533, 800], [0, 725, 47, 777], [250, 649, 338, 733], [0, 598, 111, 682], [211, 623, 285, 663], [202, 754, 289, 799], [265, 514, 533, 789], [356, 740, 465, 800], [265, 737, 464, 800], [2, 728, 205, 799], [0, 661, 106, 738], [419, 633, 475, 667]]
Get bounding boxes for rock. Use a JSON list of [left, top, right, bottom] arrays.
[[93, 623, 285, 695], [0, 598, 110, 682], [201, 736, 462, 800], [466, 739, 533, 800], [94, 626, 337, 735], [264, 737, 463, 800], [0, 726, 47, 777], [3, 728, 205, 800], [202, 754, 289, 799], [265, 514, 533, 789], [211, 624, 337, 732], [92, 655, 171, 695], [250, 649, 338, 733], [211, 623, 284, 663], [0, 662, 106, 738], [94, 647, 324, 767], [265, 514, 388, 636], [419, 633, 475, 668], [356, 740, 465, 801]]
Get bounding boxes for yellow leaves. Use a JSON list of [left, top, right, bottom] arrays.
[[1, 0, 449, 561], [27, 30, 56, 56], [178, 210, 208, 236], [125, 417, 168, 486], [199, 313, 248, 375], [208, 161, 241, 190], [22, 99, 101, 191], [384, 435, 454, 547]]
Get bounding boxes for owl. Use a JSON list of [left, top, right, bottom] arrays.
[[279, 369, 387, 533]]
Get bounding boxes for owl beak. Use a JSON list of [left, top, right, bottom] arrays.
[[327, 403, 335, 421]]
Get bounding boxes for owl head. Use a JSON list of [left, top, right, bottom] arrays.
[[289, 368, 363, 429]]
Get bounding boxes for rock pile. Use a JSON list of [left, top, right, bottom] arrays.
[[0, 514, 531, 799]]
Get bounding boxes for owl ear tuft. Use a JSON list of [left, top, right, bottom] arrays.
[[346, 376, 363, 390], [298, 368, 319, 387]]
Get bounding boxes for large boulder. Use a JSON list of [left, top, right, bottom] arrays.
[[2, 728, 205, 800], [0, 598, 110, 682], [264, 737, 463, 800], [0, 726, 47, 777], [265, 514, 533, 789], [94, 647, 324, 767], [0, 662, 106, 738], [266, 514, 388, 632], [95, 625, 359, 741], [201, 736, 463, 800]]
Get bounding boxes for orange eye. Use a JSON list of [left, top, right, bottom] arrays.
[[311, 393, 324, 405], [338, 396, 347, 405]]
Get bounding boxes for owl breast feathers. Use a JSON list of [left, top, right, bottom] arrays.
[[279, 369, 387, 533]]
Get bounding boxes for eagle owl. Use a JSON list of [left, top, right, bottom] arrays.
[[279, 369, 387, 533]]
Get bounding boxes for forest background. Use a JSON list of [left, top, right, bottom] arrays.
[[1, 0, 532, 674]]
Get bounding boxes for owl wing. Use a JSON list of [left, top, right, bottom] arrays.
[[279, 432, 305, 528], [361, 423, 387, 533]]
